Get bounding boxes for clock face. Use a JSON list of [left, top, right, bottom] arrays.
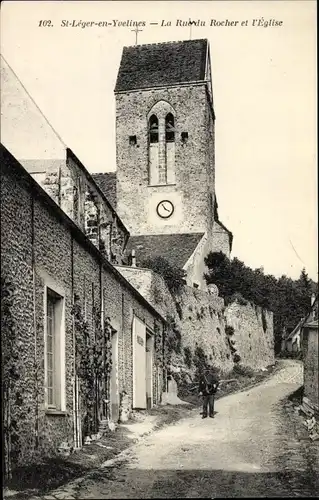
[[156, 200, 174, 219]]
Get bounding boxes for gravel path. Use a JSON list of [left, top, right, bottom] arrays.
[[35, 360, 319, 499]]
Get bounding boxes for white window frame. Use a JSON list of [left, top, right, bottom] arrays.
[[42, 276, 66, 412]]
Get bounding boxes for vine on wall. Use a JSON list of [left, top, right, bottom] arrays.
[[183, 346, 193, 369], [165, 314, 182, 358], [154, 321, 163, 367], [1, 277, 23, 480], [71, 295, 116, 439]]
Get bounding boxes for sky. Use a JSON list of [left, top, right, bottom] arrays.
[[1, 1, 317, 281]]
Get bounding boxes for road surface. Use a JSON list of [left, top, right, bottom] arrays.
[[47, 360, 319, 498]]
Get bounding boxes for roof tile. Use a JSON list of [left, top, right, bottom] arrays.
[[126, 233, 204, 268], [92, 172, 117, 208], [115, 39, 208, 92]]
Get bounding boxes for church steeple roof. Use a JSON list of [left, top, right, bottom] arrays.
[[115, 39, 208, 92]]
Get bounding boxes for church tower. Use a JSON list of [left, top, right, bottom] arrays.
[[114, 39, 216, 237]]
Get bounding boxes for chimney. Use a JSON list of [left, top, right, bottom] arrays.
[[131, 249, 136, 268]]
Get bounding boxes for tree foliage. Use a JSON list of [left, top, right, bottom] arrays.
[[71, 296, 115, 438], [1, 277, 23, 479], [140, 256, 186, 295], [204, 252, 317, 354]]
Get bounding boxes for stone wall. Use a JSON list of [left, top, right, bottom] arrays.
[[40, 151, 129, 265], [0, 56, 128, 267], [175, 287, 232, 373], [115, 84, 215, 236], [1, 147, 165, 466], [115, 265, 275, 377], [224, 301, 275, 370], [212, 221, 231, 258], [183, 232, 213, 290]]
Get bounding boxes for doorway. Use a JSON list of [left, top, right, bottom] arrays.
[[110, 329, 119, 421], [132, 315, 147, 409], [146, 330, 154, 410]]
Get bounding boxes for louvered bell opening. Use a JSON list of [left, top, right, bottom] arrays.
[[149, 114, 159, 144], [165, 113, 175, 142]]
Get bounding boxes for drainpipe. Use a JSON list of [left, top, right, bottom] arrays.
[[162, 324, 167, 392], [71, 237, 77, 449], [31, 195, 39, 449]]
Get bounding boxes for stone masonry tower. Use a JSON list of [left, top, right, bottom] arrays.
[[114, 39, 216, 237]]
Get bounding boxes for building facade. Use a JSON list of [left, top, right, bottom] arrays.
[[94, 39, 233, 289], [1, 147, 166, 468], [1, 40, 234, 472]]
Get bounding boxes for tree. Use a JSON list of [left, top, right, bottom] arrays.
[[295, 268, 313, 319], [204, 251, 233, 299], [204, 251, 318, 355], [140, 256, 186, 295]]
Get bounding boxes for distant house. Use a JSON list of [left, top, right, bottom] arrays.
[[281, 293, 318, 355], [281, 319, 304, 354], [301, 319, 319, 414]]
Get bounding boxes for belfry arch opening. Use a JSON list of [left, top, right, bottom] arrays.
[[165, 113, 175, 143], [147, 102, 176, 186], [149, 115, 159, 144]]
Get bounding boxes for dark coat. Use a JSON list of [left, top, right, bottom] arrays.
[[199, 370, 219, 396]]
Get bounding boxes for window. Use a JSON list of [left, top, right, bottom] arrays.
[[181, 132, 188, 144], [149, 115, 159, 143], [129, 135, 137, 146], [46, 288, 64, 410], [147, 102, 176, 186], [165, 113, 175, 142]]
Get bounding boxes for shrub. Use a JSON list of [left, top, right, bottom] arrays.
[[225, 325, 235, 336], [165, 315, 182, 355], [174, 327, 182, 354], [261, 309, 267, 332], [183, 347, 193, 369], [232, 364, 254, 378], [193, 345, 208, 374], [140, 256, 186, 295], [229, 292, 248, 306], [205, 252, 317, 356], [233, 353, 241, 363], [175, 301, 183, 320]]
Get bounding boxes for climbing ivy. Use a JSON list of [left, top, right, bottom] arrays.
[[140, 256, 186, 295], [154, 321, 164, 367], [261, 309, 268, 332], [165, 314, 182, 356], [183, 346, 193, 369], [71, 296, 115, 438], [225, 325, 235, 336], [1, 277, 23, 480]]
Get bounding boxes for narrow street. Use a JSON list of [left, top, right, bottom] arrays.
[[48, 360, 318, 499]]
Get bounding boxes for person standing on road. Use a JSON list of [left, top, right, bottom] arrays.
[[198, 366, 220, 418]]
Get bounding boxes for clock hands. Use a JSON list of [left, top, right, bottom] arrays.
[[156, 200, 174, 219]]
